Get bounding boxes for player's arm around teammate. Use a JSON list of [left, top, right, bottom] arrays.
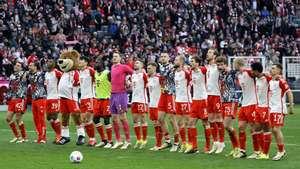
[[6, 62, 28, 143]]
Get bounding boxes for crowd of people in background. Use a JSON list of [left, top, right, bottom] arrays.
[[1, 0, 300, 77]]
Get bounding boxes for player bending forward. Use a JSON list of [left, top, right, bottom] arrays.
[[174, 55, 192, 153], [185, 56, 211, 154], [216, 56, 239, 157], [147, 62, 163, 151], [93, 59, 113, 148], [45, 58, 62, 144], [131, 60, 148, 149]]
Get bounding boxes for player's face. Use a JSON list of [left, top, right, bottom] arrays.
[[134, 61, 142, 70], [270, 65, 280, 76], [112, 53, 121, 64], [14, 63, 22, 72], [78, 60, 87, 70], [217, 62, 226, 72], [207, 49, 215, 62], [190, 58, 198, 69], [233, 60, 242, 71], [28, 62, 37, 73], [147, 65, 155, 75], [174, 57, 182, 67], [160, 53, 169, 64]]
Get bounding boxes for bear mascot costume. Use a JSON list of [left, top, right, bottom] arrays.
[[57, 49, 85, 145]]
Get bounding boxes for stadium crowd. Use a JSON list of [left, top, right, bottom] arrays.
[[0, 0, 300, 77]]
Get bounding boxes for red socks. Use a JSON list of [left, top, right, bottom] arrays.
[[113, 121, 121, 142], [210, 122, 218, 142], [154, 126, 162, 147], [134, 124, 141, 141], [188, 128, 197, 149], [105, 124, 113, 143], [142, 124, 148, 141], [174, 133, 179, 144], [239, 131, 246, 151], [50, 120, 61, 137], [228, 128, 239, 148], [217, 122, 225, 143], [18, 122, 27, 139], [263, 133, 272, 154], [252, 133, 260, 152], [96, 123, 106, 141], [179, 128, 186, 144], [204, 127, 211, 149], [9, 121, 19, 138], [121, 120, 130, 142], [85, 122, 95, 139], [277, 144, 285, 152]]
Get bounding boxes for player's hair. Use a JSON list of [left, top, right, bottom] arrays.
[[273, 63, 283, 74], [148, 62, 158, 67], [234, 58, 245, 66], [14, 61, 24, 69], [81, 56, 90, 63], [215, 56, 227, 64], [191, 56, 202, 65], [30, 60, 41, 70], [177, 55, 185, 63], [251, 62, 263, 73], [208, 48, 219, 56]]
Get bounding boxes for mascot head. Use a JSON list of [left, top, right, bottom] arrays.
[[57, 49, 80, 72]]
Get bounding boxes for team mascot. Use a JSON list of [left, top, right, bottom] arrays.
[[57, 49, 85, 145]]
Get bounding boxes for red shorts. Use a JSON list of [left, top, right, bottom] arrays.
[[93, 99, 111, 117], [190, 100, 208, 119], [149, 107, 159, 121], [238, 104, 256, 123], [46, 99, 60, 114], [80, 98, 94, 113], [255, 107, 270, 124], [131, 103, 148, 114], [207, 95, 221, 113], [270, 113, 284, 127], [175, 102, 191, 115], [8, 98, 26, 113], [222, 102, 238, 119], [60, 98, 80, 114], [158, 93, 175, 114]]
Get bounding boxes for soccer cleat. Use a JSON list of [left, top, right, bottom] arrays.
[[57, 137, 71, 145], [179, 144, 187, 153], [111, 142, 123, 149], [149, 146, 161, 151], [226, 148, 240, 157], [53, 135, 61, 144], [88, 139, 97, 147], [16, 138, 28, 144], [256, 153, 269, 160], [184, 144, 193, 154], [39, 140, 46, 144], [272, 151, 287, 161], [104, 142, 113, 149], [95, 141, 106, 148], [215, 142, 225, 154], [247, 151, 260, 159], [120, 141, 131, 150], [134, 140, 142, 149], [170, 144, 180, 152], [9, 137, 19, 143], [208, 142, 219, 154], [186, 149, 199, 154], [159, 142, 172, 150], [233, 150, 247, 158], [76, 135, 85, 146], [139, 140, 147, 149]]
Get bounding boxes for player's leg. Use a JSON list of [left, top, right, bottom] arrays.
[[272, 126, 286, 161], [103, 116, 113, 148], [84, 111, 96, 146], [46, 100, 61, 143], [93, 100, 107, 147], [133, 113, 142, 148], [178, 114, 189, 153], [202, 119, 211, 153], [58, 113, 71, 145], [140, 113, 148, 149], [185, 117, 198, 153], [120, 112, 131, 149], [31, 101, 43, 143], [15, 112, 28, 143], [208, 113, 219, 154], [6, 111, 19, 143], [257, 122, 271, 159], [150, 108, 162, 150], [158, 111, 172, 149], [169, 113, 179, 152], [224, 117, 239, 157], [234, 120, 248, 158], [72, 112, 86, 146], [35, 99, 46, 143], [215, 112, 225, 154], [111, 114, 123, 149]]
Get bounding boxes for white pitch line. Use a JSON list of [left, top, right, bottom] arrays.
[[0, 129, 299, 147]]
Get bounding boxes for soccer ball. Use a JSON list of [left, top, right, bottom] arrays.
[[69, 151, 83, 163]]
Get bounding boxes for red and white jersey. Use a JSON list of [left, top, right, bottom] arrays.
[[131, 71, 148, 104], [79, 66, 95, 99], [237, 69, 257, 106], [148, 74, 161, 108], [58, 70, 80, 101], [192, 67, 207, 100], [45, 69, 62, 100], [256, 75, 272, 107], [206, 64, 220, 96], [269, 78, 290, 114], [175, 69, 191, 102]]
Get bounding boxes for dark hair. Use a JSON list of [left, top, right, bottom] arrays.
[[191, 56, 202, 65], [30, 60, 41, 70], [215, 56, 227, 64], [251, 62, 263, 73], [148, 62, 158, 67], [81, 56, 90, 63]]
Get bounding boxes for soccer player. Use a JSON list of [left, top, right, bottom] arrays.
[[57, 50, 85, 146], [158, 52, 179, 151], [268, 64, 294, 161], [45, 58, 62, 144], [233, 58, 259, 158], [250, 62, 272, 160], [93, 59, 113, 148], [206, 48, 225, 154], [78, 56, 96, 146], [185, 56, 211, 154], [27, 61, 47, 144], [110, 52, 133, 149], [174, 55, 192, 153], [147, 62, 163, 151], [131, 60, 148, 149], [6, 62, 28, 143], [216, 56, 240, 156]]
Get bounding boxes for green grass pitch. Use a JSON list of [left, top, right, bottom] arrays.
[[0, 106, 299, 169]]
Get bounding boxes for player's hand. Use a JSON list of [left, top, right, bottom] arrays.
[[288, 105, 294, 115]]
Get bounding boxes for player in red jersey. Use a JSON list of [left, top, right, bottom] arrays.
[[206, 49, 225, 154], [216, 57, 240, 157], [45, 58, 62, 143], [6, 62, 28, 143], [130, 60, 149, 149], [79, 56, 96, 146], [185, 56, 211, 154], [233, 58, 260, 158], [174, 55, 192, 152], [267, 64, 293, 161]]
